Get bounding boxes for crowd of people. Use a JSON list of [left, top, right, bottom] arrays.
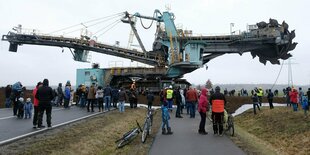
[[158, 85, 227, 136], [250, 86, 310, 118], [3, 81, 309, 135]]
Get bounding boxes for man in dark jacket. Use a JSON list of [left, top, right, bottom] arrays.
[[267, 89, 274, 109], [209, 86, 226, 136], [112, 88, 119, 108], [175, 87, 183, 118], [56, 83, 63, 106], [104, 85, 112, 111], [36, 79, 54, 129], [146, 90, 155, 110]]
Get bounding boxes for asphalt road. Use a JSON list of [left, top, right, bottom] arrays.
[[149, 110, 245, 155], [0, 106, 105, 145]]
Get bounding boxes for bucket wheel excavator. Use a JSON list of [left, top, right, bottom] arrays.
[[2, 10, 297, 79]]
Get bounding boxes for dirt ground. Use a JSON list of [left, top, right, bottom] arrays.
[[0, 108, 161, 155]]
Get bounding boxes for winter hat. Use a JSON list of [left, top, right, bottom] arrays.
[[66, 80, 71, 86], [26, 98, 31, 102]]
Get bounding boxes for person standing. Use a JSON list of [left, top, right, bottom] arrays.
[[256, 87, 264, 106], [96, 86, 104, 112], [17, 97, 25, 119], [198, 88, 208, 135], [146, 90, 155, 110], [112, 88, 119, 108], [24, 98, 33, 119], [87, 83, 96, 112], [301, 95, 309, 118], [11, 82, 23, 116], [36, 79, 54, 128], [175, 87, 183, 118], [179, 88, 185, 114], [289, 88, 299, 111], [118, 87, 127, 112], [252, 93, 261, 114], [286, 87, 292, 107], [129, 88, 137, 108], [103, 84, 112, 111], [5, 85, 12, 108], [56, 83, 64, 107], [32, 81, 42, 128], [209, 86, 226, 136], [161, 101, 173, 135], [186, 86, 198, 118], [166, 85, 174, 111], [63, 81, 71, 109], [78, 84, 87, 108], [267, 89, 274, 109]]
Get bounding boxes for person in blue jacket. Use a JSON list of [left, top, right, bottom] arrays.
[[64, 81, 71, 108], [161, 101, 173, 135], [302, 95, 309, 118]]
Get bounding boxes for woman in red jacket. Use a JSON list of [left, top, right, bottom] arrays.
[[198, 88, 208, 135], [289, 88, 298, 111], [32, 81, 42, 128]]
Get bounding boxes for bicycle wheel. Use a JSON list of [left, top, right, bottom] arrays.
[[117, 132, 138, 148], [227, 116, 235, 136], [117, 139, 131, 148], [141, 122, 148, 143]]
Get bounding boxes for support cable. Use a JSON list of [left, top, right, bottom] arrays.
[[62, 16, 121, 36], [271, 59, 285, 90], [96, 20, 122, 38], [49, 12, 124, 34], [93, 18, 122, 35]]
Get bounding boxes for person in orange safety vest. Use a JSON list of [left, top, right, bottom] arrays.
[[209, 86, 226, 136]]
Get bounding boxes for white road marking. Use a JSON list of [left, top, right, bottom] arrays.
[[0, 107, 66, 120]]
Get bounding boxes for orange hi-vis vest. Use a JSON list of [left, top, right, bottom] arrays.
[[212, 99, 224, 112]]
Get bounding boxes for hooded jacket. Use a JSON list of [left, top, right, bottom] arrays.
[[198, 88, 209, 113], [289, 89, 298, 103], [32, 85, 40, 106], [209, 89, 226, 113], [35, 79, 54, 105]]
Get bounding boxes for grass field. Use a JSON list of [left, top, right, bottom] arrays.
[[232, 106, 310, 155], [0, 108, 161, 155]]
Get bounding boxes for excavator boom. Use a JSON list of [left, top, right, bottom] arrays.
[[1, 10, 297, 78]]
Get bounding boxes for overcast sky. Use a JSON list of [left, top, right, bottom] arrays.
[[0, 0, 309, 87]]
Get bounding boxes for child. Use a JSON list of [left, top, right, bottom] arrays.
[[302, 95, 309, 118], [17, 97, 24, 119], [161, 101, 173, 135], [252, 93, 261, 114], [24, 98, 33, 119]]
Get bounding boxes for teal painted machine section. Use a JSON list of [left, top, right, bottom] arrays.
[[76, 68, 105, 87]]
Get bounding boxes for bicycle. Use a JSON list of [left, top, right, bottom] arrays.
[[208, 108, 235, 136], [141, 108, 154, 143], [115, 120, 143, 148], [224, 112, 235, 136]]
